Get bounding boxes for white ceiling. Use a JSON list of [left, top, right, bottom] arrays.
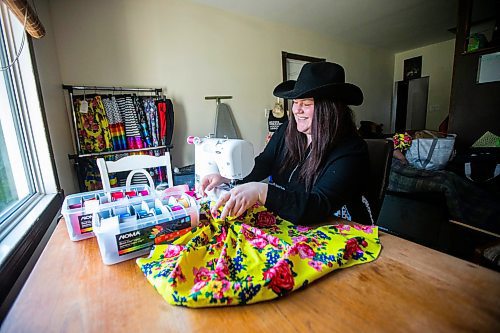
[[190, 0, 458, 52]]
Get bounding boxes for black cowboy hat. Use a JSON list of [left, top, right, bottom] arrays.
[[273, 62, 363, 106]]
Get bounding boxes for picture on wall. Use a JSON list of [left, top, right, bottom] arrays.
[[281, 52, 325, 111], [403, 56, 422, 81]]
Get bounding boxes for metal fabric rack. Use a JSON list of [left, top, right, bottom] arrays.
[[63, 85, 166, 155], [62, 84, 173, 191]]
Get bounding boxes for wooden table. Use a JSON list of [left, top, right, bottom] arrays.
[[2, 219, 500, 332]]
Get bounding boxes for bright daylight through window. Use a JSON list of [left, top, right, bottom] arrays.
[[0, 2, 57, 256]]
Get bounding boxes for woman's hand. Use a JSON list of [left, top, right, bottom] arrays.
[[393, 149, 408, 165], [212, 182, 268, 220], [199, 173, 230, 196]]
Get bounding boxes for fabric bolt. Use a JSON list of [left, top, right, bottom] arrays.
[[84, 169, 100, 191], [157, 100, 167, 146], [102, 96, 127, 151], [144, 98, 159, 149], [154, 98, 173, 181], [74, 95, 113, 154], [102, 96, 122, 124], [79, 158, 101, 191], [165, 98, 174, 146], [134, 96, 153, 148], [128, 136, 144, 150], [79, 157, 117, 191], [155, 99, 174, 181], [116, 96, 143, 150], [116, 176, 148, 187], [137, 202, 381, 307], [108, 123, 127, 150]]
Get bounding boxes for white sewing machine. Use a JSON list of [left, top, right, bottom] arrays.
[[187, 136, 254, 196]]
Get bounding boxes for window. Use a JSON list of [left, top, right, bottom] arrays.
[[0, 3, 57, 261], [0, 38, 33, 228]]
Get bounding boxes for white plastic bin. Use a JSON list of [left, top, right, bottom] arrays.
[[60, 185, 154, 241], [92, 197, 195, 265]]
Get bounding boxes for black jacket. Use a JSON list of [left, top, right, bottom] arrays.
[[242, 122, 370, 225]]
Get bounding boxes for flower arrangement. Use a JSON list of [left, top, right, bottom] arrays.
[[393, 132, 412, 151]]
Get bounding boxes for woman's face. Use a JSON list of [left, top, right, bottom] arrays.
[[292, 98, 314, 135]]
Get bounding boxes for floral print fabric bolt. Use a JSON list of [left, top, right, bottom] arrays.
[[136, 202, 382, 307], [75, 96, 113, 154]]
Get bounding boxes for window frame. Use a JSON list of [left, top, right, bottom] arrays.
[[0, 3, 62, 320]]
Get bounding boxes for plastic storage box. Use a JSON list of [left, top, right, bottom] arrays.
[[92, 189, 198, 265], [61, 185, 154, 241]]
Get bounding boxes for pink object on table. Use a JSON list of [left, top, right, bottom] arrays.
[[111, 192, 125, 201], [125, 191, 137, 198]]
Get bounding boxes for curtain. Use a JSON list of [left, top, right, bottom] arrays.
[[2, 0, 45, 38]]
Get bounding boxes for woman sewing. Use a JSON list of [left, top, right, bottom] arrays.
[[200, 61, 371, 225]]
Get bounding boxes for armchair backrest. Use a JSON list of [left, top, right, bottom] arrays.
[[364, 139, 393, 223]]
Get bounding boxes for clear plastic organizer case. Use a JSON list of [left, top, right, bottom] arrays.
[[93, 190, 198, 265], [61, 185, 155, 241]]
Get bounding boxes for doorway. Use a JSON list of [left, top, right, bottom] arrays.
[[393, 76, 429, 132]]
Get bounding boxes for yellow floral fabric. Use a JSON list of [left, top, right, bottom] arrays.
[[75, 96, 113, 154], [136, 202, 382, 307]]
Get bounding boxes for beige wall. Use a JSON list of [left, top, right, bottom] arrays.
[[31, 0, 78, 194], [393, 39, 455, 131], [41, 0, 393, 194], [37, 0, 464, 195]]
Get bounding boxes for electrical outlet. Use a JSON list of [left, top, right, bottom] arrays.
[[429, 105, 440, 113]]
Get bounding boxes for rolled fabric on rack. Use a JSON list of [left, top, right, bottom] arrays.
[[116, 96, 143, 151], [63, 85, 169, 192], [165, 99, 174, 146], [144, 98, 159, 149], [103, 96, 127, 151]]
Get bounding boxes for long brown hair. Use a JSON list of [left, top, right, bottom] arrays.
[[280, 98, 357, 190]]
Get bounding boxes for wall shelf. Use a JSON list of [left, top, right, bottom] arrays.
[[461, 45, 500, 56]]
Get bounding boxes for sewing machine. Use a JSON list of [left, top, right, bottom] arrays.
[[187, 136, 254, 196]]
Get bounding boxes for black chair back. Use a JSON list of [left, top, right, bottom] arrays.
[[364, 139, 393, 223]]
